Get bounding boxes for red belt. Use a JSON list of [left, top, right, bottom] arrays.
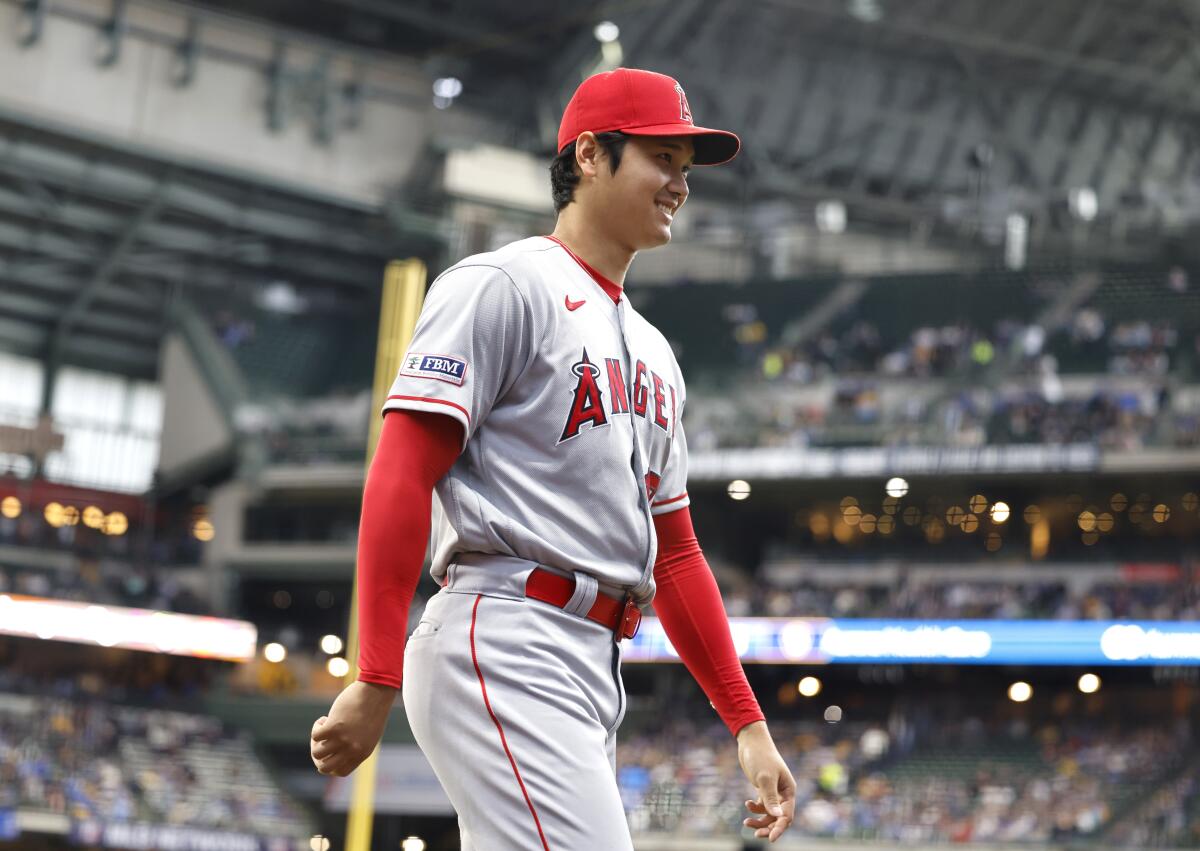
[[525, 568, 642, 640]]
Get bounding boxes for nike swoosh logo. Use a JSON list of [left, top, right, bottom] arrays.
[[565, 296, 586, 311]]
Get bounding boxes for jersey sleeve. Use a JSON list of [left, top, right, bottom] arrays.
[[382, 265, 531, 449], [651, 389, 689, 515]]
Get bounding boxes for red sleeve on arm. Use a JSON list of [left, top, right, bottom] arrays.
[[652, 506, 765, 736], [355, 409, 462, 689]]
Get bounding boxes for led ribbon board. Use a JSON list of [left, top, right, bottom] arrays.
[[0, 594, 258, 662], [622, 618, 1200, 665]]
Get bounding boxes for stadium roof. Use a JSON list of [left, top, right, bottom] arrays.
[[3, 0, 1200, 382], [211, 0, 1200, 237]]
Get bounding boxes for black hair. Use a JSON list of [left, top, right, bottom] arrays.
[[549, 131, 629, 213]]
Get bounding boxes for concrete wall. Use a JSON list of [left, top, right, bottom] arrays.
[[0, 0, 430, 205], [157, 333, 230, 479]]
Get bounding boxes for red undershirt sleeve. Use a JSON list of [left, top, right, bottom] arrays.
[[355, 409, 462, 689], [652, 506, 765, 736]]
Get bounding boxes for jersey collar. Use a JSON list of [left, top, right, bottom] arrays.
[[544, 235, 623, 305]]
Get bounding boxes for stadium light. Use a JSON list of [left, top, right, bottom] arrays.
[[798, 676, 821, 697], [593, 20, 620, 43], [848, 0, 882, 23], [264, 642, 287, 663], [990, 501, 1010, 523], [0, 496, 20, 519], [310, 837, 331, 851], [885, 477, 908, 498], [321, 634, 344, 655], [401, 837, 427, 851], [44, 501, 64, 527], [82, 505, 104, 528], [1007, 681, 1032, 702], [1004, 213, 1027, 270], [815, 200, 847, 234], [1068, 187, 1098, 222], [823, 705, 843, 723], [1078, 673, 1101, 694], [192, 518, 215, 542], [104, 511, 129, 536], [327, 656, 350, 678], [727, 480, 751, 501], [433, 76, 463, 109]]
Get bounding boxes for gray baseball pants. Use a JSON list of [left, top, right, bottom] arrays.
[[402, 556, 635, 850]]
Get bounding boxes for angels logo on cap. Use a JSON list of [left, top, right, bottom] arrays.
[[674, 83, 692, 123], [557, 68, 740, 166]]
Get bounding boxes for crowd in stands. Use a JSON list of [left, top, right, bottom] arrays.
[[669, 267, 1199, 451], [0, 559, 207, 615], [238, 388, 371, 465], [201, 265, 1200, 459], [756, 318, 1023, 385], [688, 381, 1198, 452], [0, 686, 308, 839], [720, 570, 1200, 622], [1110, 764, 1200, 848], [618, 713, 1198, 846], [1050, 306, 1193, 379]]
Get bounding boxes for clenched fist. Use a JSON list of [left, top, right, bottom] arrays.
[[310, 681, 397, 776]]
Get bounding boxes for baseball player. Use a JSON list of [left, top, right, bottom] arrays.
[[311, 68, 796, 848]]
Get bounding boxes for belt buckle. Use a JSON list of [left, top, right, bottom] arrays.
[[617, 596, 642, 641]]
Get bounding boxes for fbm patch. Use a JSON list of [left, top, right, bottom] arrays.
[[400, 353, 468, 386]]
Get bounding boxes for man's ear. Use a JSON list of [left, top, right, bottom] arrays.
[[574, 132, 601, 180]]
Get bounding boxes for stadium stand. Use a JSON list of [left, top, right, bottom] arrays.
[[618, 713, 1198, 845], [718, 565, 1200, 622], [0, 687, 311, 842], [6, 2, 1200, 848]]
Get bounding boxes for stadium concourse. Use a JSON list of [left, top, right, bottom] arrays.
[[2, 0, 1200, 849]]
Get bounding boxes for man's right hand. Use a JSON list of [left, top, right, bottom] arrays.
[[310, 680, 397, 776]]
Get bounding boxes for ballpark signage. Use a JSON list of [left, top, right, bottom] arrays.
[[623, 618, 1200, 665], [689, 443, 1100, 479], [0, 594, 257, 661], [70, 821, 299, 850]]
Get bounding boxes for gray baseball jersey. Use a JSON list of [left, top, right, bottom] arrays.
[[382, 235, 690, 604]]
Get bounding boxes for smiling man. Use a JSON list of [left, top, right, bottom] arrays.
[[311, 68, 796, 849]]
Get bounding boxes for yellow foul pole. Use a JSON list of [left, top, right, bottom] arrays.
[[343, 259, 427, 851]]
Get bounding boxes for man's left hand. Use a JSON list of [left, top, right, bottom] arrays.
[[736, 720, 796, 843]]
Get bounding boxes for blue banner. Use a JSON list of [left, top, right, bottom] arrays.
[[0, 810, 18, 841], [623, 618, 1200, 665], [70, 821, 297, 850]]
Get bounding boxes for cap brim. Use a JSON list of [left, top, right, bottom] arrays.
[[623, 124, 741, 166]]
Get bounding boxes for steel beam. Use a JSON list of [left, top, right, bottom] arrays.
[[761, 0, 1200, 122], [42, 188, 164, 412], [0, 280, 158, 339], [0, 185, 383, 293], [323, 0, 542, 60]]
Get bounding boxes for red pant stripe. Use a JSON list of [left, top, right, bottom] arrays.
[[469, 594, 551, 850]]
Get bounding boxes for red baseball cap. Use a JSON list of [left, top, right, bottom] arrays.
[[557, 68, 740, 166]]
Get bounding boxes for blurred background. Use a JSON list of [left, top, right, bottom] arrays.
[[1, 0, 1199, 849]]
